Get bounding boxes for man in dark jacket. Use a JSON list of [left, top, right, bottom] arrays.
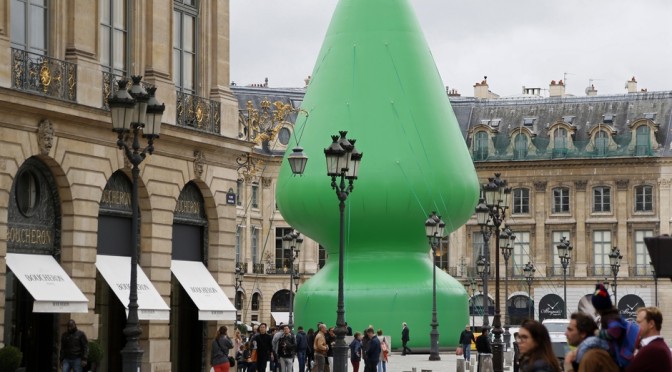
[[401, 322, 411, 355], [475, 328, 492, 372], [458, 325, 476, 362], [296, 326, 308, 372], [253, 323, 274, 372], [364, 327, 380, 372], [61, 319, 88, 372], [277, 325, 296, 372]]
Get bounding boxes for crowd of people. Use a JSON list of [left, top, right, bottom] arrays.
[[211, 321, 406, 372], [459, 283, 672, 372]]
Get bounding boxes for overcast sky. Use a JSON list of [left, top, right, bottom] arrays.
[[230, 0, 672, 97]]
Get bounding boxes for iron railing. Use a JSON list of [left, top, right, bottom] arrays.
[[11, 48, 77, 102], [252, 263, 265, 274], [630, 265, 654, 277], [236, 262, 249, 274], [102, 71, 154, 110], [547, 265, 575, 277], [176, 90, 221, 134], [587, 265, 612, 277]]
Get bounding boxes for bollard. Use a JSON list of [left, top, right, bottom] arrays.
[[479, 353, 494, 372], [456, 358, 466, 372]]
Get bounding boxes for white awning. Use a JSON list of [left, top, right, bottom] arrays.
[[96, 255, 170, 320], [170, 260, 237, 321], [271, 312, 289, 325], [6, 253, 88, 313]]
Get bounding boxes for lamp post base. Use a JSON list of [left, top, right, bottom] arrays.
[[492, 341, 504, 372], [429, 326, 441, 361]]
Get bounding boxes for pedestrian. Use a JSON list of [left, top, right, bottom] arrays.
[[60, 319, 88, 372], [458, 324, 476, 362], [278, 325, 296, 372], [517, 319, 561, 372], [252, 323, 273, 372], [306, 328, 315, 372], [625, 306, 672, 372], [296, 326, 308, 372], [592, 283, 640, 369], [346, 322, 353, 336], [326, 326, 336, 370], [235, 329, 244, 364], [211, 325, 234, 372], [377, 329, 388, 372], [475, 328, 492, 372], [512, 332, 521, 372], [349, 332, 363, 372], [239, 342, 252, 372], [401, 322, 411, 355], [313, 324, 328, 372], [364, 327, 380, 372], [563, 312, 618, 372], [272, 325, 284, 372]]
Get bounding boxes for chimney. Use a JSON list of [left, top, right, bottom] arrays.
[[626, 76, 637, 93], [474, 78, 489, 99], [549, 80, 565, 97], [586, 84, 598, 96], [447, 88, 461, 97]]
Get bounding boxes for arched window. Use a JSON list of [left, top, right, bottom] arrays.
[[514, 134, 528, 159], [251, 292, 261, 311], [553, 128, 568, 157], [635, 126, 651, 156], [235, 291, 244, 310], [595, 130, 609, 156], [473, 131, 489, 161]]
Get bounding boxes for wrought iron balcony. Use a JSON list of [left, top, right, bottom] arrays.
[[236, 262, 249, 274], [630, 264, 654, 277], [102, 72, 153, 110], [252, 263, 265, 274], [176, 90, 221, 134], [547, 265, 575, 277], [587, 265, 611, 277], [12, 48, 77, 102]]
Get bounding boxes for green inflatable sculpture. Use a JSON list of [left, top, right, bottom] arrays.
[[276, 0, 480, 348]]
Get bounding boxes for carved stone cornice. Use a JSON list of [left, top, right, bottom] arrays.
[[534, 181, 547, 192], [574, 180, 588, 191], [616, 179, 630, 191]]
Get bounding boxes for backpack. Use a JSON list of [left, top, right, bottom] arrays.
[[602, 318, 639, 368]]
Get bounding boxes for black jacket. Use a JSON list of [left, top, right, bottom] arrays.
[[296, 331, 308, 352], [476, 334, 492, 353], [459, 330, 476, 345], [402, 327, 410, 342], [60, 329, 88, 361]]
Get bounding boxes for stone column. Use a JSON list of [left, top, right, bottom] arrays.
[[573, 180, 588, 277]]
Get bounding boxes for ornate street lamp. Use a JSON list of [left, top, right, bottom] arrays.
[[425, 211, 445, 361], [108, 76, 165, 372], [499, 225, 514, 349], [467, 278, 478, 328], [283, 230, 303, 329], [475, 173, 510, 372], [234, 265, 244, 321], [556, 236, 573, 318], [608, 247, 622, 304], [324, 131, 363, 372], [523, 262, 536, 320]]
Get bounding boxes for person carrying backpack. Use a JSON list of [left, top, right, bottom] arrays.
[[278, 325, 296, 372]]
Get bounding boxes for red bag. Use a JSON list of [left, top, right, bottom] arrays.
[[456, 346, 464, 356]]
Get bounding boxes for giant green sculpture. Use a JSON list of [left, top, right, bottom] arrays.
[[276, 0, 480, 348]]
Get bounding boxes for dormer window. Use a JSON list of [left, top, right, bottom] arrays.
[[553, 128, 568, 157], [490, 119, 501, 128], [595, 130, 609, 156], [644, 113, 656, 120], [635, 125, 651, 156], [523, 117, 536, 126], [473, 131, 489, 161], [562, 115, 575, 124], [603, 114, 614, 124], [514, 133, 528, 159]]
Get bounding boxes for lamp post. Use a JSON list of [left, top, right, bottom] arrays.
[[235, 265, 244, 321], [283, 230, 303, 329], [523, 262, 536, 320], [324, 131, 363, 372], [476, 254, 489, 327], [475, 173, 510, 372], [499, 225, 514, 349], [651, 262, 658, 307], [556, 236, 573, 318], [467, 278, 478, 328], [608, 247, 622, 304], [107, 76, 165, 372], [425, 211, 445, 361]]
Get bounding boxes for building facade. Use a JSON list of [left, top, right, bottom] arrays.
[[0, 1, 252, 371]]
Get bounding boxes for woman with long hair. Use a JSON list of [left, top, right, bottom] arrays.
[[211, 325, 234, 372], [518, 320, 561, 372]]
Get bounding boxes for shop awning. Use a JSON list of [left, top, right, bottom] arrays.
[[271, 312, 289, 325], [95, 255, 170, 320], [6, 253, 88, 313], [171, 260, 237, 321]]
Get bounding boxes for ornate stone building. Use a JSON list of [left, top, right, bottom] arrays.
[[0, 1, 254, 371]]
